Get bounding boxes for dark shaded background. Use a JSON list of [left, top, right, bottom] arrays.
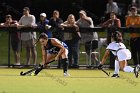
[[0, 0, 131, 25]]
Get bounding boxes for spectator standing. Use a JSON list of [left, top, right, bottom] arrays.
[[76, 10, 98, 66], [0, 15, 21, 65], [49, 10, 63, 41], [102, 11, 121, 44], [61, 14, 81, 68], [102, 11, 121, 69], [37, 13, 52, 38], [126, 7, 140, 66], [18, 7, 37, 65], [104, 0, 119, 22]]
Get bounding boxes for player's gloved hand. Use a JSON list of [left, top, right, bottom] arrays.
[[36, 63, 44, 69], [98, 64, 103, 69]]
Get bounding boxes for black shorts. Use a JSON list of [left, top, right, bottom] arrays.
[[85, 40, 98, 54], [11, 38, 21, 52]]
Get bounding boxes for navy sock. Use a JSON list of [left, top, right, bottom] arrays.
[[61, 58, 69, 73]]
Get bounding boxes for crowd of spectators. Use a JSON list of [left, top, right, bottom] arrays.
[[0, 0, 140, 68]]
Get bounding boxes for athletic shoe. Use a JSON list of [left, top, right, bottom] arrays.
[[111, 74, 120, 78], [134, 65, 139, 78], [64, 72, 70, 76], [14, 62, 20, 65]]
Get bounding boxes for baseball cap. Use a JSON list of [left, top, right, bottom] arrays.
[[40, 13, 46, 17]]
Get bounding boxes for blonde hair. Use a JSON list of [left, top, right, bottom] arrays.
[[67, 14, 76, 24]]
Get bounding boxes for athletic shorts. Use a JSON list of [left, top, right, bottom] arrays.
[[85, 40, 98, 54], [22, 39, 36, 48], [47, 48, 68, 58], [117, 49, 131, 61], [11, 39, 21, 52]]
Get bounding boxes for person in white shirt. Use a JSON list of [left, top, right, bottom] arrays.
[[98, 31, 139, 78], [18, 7, 37, 65]]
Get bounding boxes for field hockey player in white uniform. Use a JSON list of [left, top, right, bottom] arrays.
[[98, 31, 139, 78]]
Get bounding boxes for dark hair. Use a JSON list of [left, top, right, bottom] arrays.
[[38, 33, 48, 40], [130, 6, 137, 11], [110, 11, 116, 15], [23, 7, 30, 12], [111, 31, 123, 43], [34, 33, 48, 45], [6, 14, 12, 18]]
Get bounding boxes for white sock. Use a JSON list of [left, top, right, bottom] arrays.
[[123, 66, 134, 72], [114, 60, 120, 74]]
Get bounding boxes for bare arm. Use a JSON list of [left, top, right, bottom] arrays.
[[51, 39, 65, 60], [100, 50, 110, 65], [41, 45, 47, 64], [82, 16, 92, 25]]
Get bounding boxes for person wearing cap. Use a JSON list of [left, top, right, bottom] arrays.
[[126, 6, 140, 66], [0, 14, 21, 66], [18, 7, 37, 65], [37, 13, 52, 38]]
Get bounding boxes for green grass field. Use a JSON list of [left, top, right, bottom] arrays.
[[0, 68, 140, 93]]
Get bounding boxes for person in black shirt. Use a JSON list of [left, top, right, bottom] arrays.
[[49, 10, 63, 41]]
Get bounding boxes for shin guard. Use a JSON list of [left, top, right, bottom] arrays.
[[61, 58, 69, 73]]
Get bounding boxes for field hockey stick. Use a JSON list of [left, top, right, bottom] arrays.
[[20, 67, 36, 76], [98, 64, 110, 76], [20, 60, 55, 76], [101, 69, 110, 76]]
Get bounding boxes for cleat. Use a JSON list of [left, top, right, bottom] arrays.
[[134, 65, 139, 78], [64, 72, 70, 77], [111, 74, 119, 78]]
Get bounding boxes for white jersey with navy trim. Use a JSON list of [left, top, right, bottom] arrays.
[[106, 41, 131, 61], [107, 41, 126, 56]]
